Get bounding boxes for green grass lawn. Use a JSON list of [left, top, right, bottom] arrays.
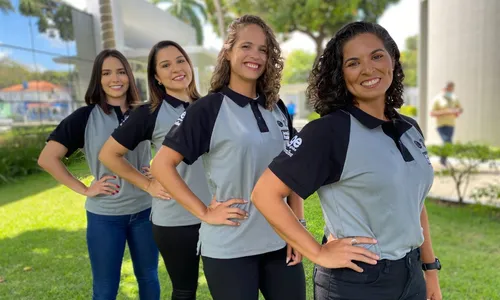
[[1, 162, 499, 299]]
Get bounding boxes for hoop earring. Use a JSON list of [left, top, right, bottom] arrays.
[[158, 81, 162, 86]]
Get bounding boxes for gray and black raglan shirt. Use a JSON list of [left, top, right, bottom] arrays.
[[111, 94, 211, 227], [163, 86, 297, 259], [47, 104, 152, 215], [269, 105, 434, 260]]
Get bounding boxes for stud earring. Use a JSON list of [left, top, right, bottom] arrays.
[[158, 81, 162, 86]]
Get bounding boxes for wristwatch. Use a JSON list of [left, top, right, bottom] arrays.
[[298, 219, 307, 228], [422, 258, 441, 271]]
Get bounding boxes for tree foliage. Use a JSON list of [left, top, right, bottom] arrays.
[[18, 0, 74, 41], [282, 50, 315, 85], [205, 0, 400, 60], [152, 0, 208, 45], [400, 35, 417, 87]]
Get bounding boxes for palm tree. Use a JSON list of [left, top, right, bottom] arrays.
[[212, 0, 225, 40], [99, 0, 116, 49], [151, 0, 207, 46], [0, 0, 13, 14]]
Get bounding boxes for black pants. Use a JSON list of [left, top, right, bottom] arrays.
[[152, 223, 201, 300], [202, 247, 306, 300], [314, 248, 426, 300]]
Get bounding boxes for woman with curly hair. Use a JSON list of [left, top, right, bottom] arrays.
[[151, 15, 306, 300], [252, 21, 442, 300]]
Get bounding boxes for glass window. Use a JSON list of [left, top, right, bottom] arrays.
[[0, 0, 35, 49]]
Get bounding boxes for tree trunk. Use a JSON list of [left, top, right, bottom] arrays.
[[213, 0, 225, 40], [99, 0, 116, 49], [314, 36, 325, 66]]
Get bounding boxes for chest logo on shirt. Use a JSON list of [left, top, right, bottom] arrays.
[[174, 111, 186, 126], [284, 135, 302, 157], [281, 129, 290, 141]]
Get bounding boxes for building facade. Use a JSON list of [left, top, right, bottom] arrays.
[[0, 0, 216, 125], [419, 0, 500, 146]]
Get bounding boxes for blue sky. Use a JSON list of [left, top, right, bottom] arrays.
[[0, 0, 77, 72]]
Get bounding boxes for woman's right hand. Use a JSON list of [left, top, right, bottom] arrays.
[[146, 179, 172, 200], [201, 197, 249, 226], [315, 237, 380, 272], [84, 175, 119, 197]]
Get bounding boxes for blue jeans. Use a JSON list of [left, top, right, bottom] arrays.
[[86, 208, 160, 300], [437, 125, 454, 165]]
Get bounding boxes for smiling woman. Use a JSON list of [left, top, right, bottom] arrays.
[[251, 21, 442, 300], [37, 49, 160, 300], [150, 15, 306, 300]]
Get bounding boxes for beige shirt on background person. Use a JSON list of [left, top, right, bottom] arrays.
[[431, 93, 462, 127]]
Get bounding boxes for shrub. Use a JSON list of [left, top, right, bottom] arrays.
[[399, 105, 417, 117], [0, 126, 84, 184], [471, 183, 500, 205], [307, 112, 320, 121], [428, 143, 500, 203]]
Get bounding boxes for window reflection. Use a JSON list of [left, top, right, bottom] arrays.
[[0, 1, 96, 61]]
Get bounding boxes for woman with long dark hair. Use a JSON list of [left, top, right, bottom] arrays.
[[99, 40, 211, 300], [38, 49, 159, 300]]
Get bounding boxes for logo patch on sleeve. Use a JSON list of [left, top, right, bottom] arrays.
[[173, 111, 186, 126], [284, 135, 302, 157]]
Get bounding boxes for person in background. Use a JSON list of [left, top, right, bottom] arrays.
[[151, 15, 306, 300], [38, 49, 159, 300], [430, 81, 463, 166], [99, 40, 211, 300], [287, 100, 297, 124], [252, 21, 442, 300]]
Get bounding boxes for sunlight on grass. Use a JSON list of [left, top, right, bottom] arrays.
[[1, 162, 500, 299]]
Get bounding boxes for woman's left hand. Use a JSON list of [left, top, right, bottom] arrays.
[[286, 244, 302, 266], [425, 271, 442, 300]]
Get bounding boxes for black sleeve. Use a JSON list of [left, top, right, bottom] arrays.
[[47, 105, 94, 157], [276, 99, 298, 137], [162, 93, 223, 165], [112, 104, 157, 150], [268, 112, 350, 199], [401, 115, 424, 139]]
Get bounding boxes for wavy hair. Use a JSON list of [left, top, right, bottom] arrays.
[[307, 21, 405, 117], [209, 15, 284, 109], [85, 49, 141, 114], [147, 40, 200, 112]]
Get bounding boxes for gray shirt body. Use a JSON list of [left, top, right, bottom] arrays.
[[48, 104, 152, 215], [112, 95, 211, 226], [163, 86, 296, 259], [270, 105, 434, 260]]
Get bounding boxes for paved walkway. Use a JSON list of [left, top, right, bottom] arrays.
[[428, 157, 500, 206]]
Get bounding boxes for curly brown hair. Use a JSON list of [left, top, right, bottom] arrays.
[[307, 21, 405, 117], [209, 15, 284, 109]]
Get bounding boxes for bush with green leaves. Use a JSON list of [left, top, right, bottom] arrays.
[[470, 182, 500, 205], [307, 112, 320, 121], [0, 126, 84, 184], [428, 143, 500, 203], [399, 105, 417, 117]]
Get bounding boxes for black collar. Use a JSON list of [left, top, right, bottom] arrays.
[[221, 86, 267, 107], [345, 105, 412, 132], [164, 93, 190, 109]]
